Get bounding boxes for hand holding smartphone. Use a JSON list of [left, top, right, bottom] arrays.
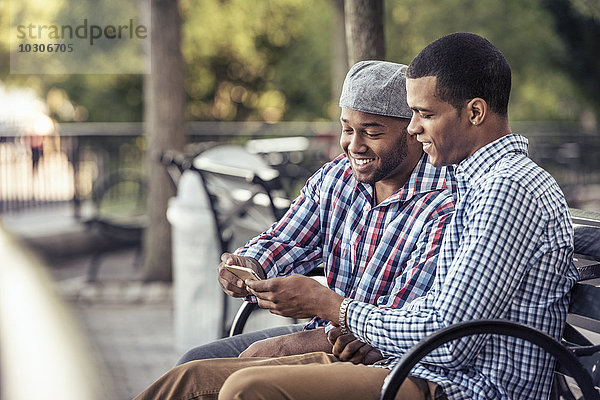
[[223, 265, 262, 282]]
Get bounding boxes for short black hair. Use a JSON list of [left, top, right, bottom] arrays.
[[407, 32, 511, 116]]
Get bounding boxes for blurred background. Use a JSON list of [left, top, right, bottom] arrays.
[[1, 0, 599, 399]]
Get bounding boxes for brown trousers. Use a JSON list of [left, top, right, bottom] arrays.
[[134, 352, 442, 400]]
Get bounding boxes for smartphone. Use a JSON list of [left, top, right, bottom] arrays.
[[224, 265, 262, 282]]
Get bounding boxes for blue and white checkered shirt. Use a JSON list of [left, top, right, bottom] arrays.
[[237, 153, 455, 327], [347, 134, 578, 400]]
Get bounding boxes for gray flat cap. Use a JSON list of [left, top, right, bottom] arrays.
[[339, 60, 411, 119]]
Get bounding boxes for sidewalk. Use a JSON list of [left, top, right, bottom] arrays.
[[2, 205, 177, 400], [56, 250, 177, 400]]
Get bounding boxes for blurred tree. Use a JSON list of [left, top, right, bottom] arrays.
[[4, 0, 597, 125], [384, 0, 584, 122], [331, 0, 349, 115], [1, 0, 598, 127], [344, 0, 385, 65], [1, 0, 145, 123], [37, 75, 143, 123], [181, 0, 335, 122], [542, 0, 600, 117], [143, 0, 185, 281]]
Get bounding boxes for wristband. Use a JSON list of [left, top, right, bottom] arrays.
[[339, 297, 354, 334]]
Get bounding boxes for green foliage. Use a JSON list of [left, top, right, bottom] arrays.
[[1, 0, 145, 122], [385, 0, 586, 121], [0, 0, 597, 123], [55, 75, 144, 122], [181, 0, 334, 122]]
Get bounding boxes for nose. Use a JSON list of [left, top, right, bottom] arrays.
[[407, 114, 422, 136], [341, 131, 367, 154]]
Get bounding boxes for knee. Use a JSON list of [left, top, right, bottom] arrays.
[[176, 343, 226, 365], [219, 368, 271, 400], [175, 349, 196, 366]]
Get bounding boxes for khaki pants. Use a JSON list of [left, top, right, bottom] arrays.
[[134, 352, 443, 400]]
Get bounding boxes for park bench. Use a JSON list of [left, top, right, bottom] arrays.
[[227, 209, 600, 399], [84, 169, 147, 282]]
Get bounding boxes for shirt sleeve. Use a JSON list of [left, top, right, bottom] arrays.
[[347, 177, 548, 368], [235, 168, 324, 279], [381, 193, 455, 308]]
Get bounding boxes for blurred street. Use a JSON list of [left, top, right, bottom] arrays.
[[2, 205, 177, 400]]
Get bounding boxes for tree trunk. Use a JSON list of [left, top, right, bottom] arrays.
[[142, 0, 185, 281], [344, 0, 385, 66], [330, 0, 349, 117]]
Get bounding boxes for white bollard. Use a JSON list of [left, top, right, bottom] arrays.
[[167, 170, 222, 353]]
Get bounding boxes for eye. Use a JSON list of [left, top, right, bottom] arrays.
[[365, 132, 383, 138], [420, 112, 433, 119]]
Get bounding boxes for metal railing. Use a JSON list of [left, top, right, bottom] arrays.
[[0, 121, 599, 216], [0, 121, 339, 216]]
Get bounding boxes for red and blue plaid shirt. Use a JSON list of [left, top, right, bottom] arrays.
[[236, 153, 455, 327]]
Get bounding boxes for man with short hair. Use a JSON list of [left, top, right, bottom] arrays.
[[136, 33, 574, 400], [174, 60, 455, 364]]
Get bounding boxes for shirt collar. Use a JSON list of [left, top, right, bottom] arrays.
[[360, 152, 450, 207], [454, 133, 528, 186]]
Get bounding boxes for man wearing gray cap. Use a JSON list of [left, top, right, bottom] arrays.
[[134, 61, 454, 399]]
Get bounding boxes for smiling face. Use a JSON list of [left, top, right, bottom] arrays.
[[340, 108, 421, 193], [406, 76, 474, 167]]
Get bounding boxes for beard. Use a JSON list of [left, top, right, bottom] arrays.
[[355, 132, 408, 185]]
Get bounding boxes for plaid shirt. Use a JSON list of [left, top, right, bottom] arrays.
[[237, 153, 455, 325], [348, 134, 578, 400]]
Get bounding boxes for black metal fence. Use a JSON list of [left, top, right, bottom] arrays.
[[0, 121, 599, 216], [0, 121, 339, 216]]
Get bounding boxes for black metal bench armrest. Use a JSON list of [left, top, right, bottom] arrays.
[[229, 301, 260, 337], [378, 319, 599, 400]]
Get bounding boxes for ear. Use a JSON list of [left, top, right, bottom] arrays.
[[467, 98, 487, 126]]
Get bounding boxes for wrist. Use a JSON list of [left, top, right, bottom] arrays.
[[322, 291, 345, 323]]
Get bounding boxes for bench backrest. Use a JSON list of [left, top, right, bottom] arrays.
[[552, 212, 600, 397]]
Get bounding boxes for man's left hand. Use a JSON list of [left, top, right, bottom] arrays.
[[327, 327, 384, 365], [245, 274, 344, 322]]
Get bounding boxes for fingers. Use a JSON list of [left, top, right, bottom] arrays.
[[217, 253, 266, 297], [245, 279, 288, 308], [245, 281, 312, 319], [218, 253, 248, 297], [221, 252, 234, 263], [331, 333, 356, 357], [362, 348, 385, 365], [254, 296, 278, 313], [247, 287, 292, 317], [222, 253, 266, 280], [327, 327, 343, 346], [331, 333, 376, 364], [245, 274, 281, 292], [217, 267, 247, 297], [338, 339, 367, 363]]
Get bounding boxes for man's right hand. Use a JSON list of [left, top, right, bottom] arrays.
[[217, 253, 265, 297]]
